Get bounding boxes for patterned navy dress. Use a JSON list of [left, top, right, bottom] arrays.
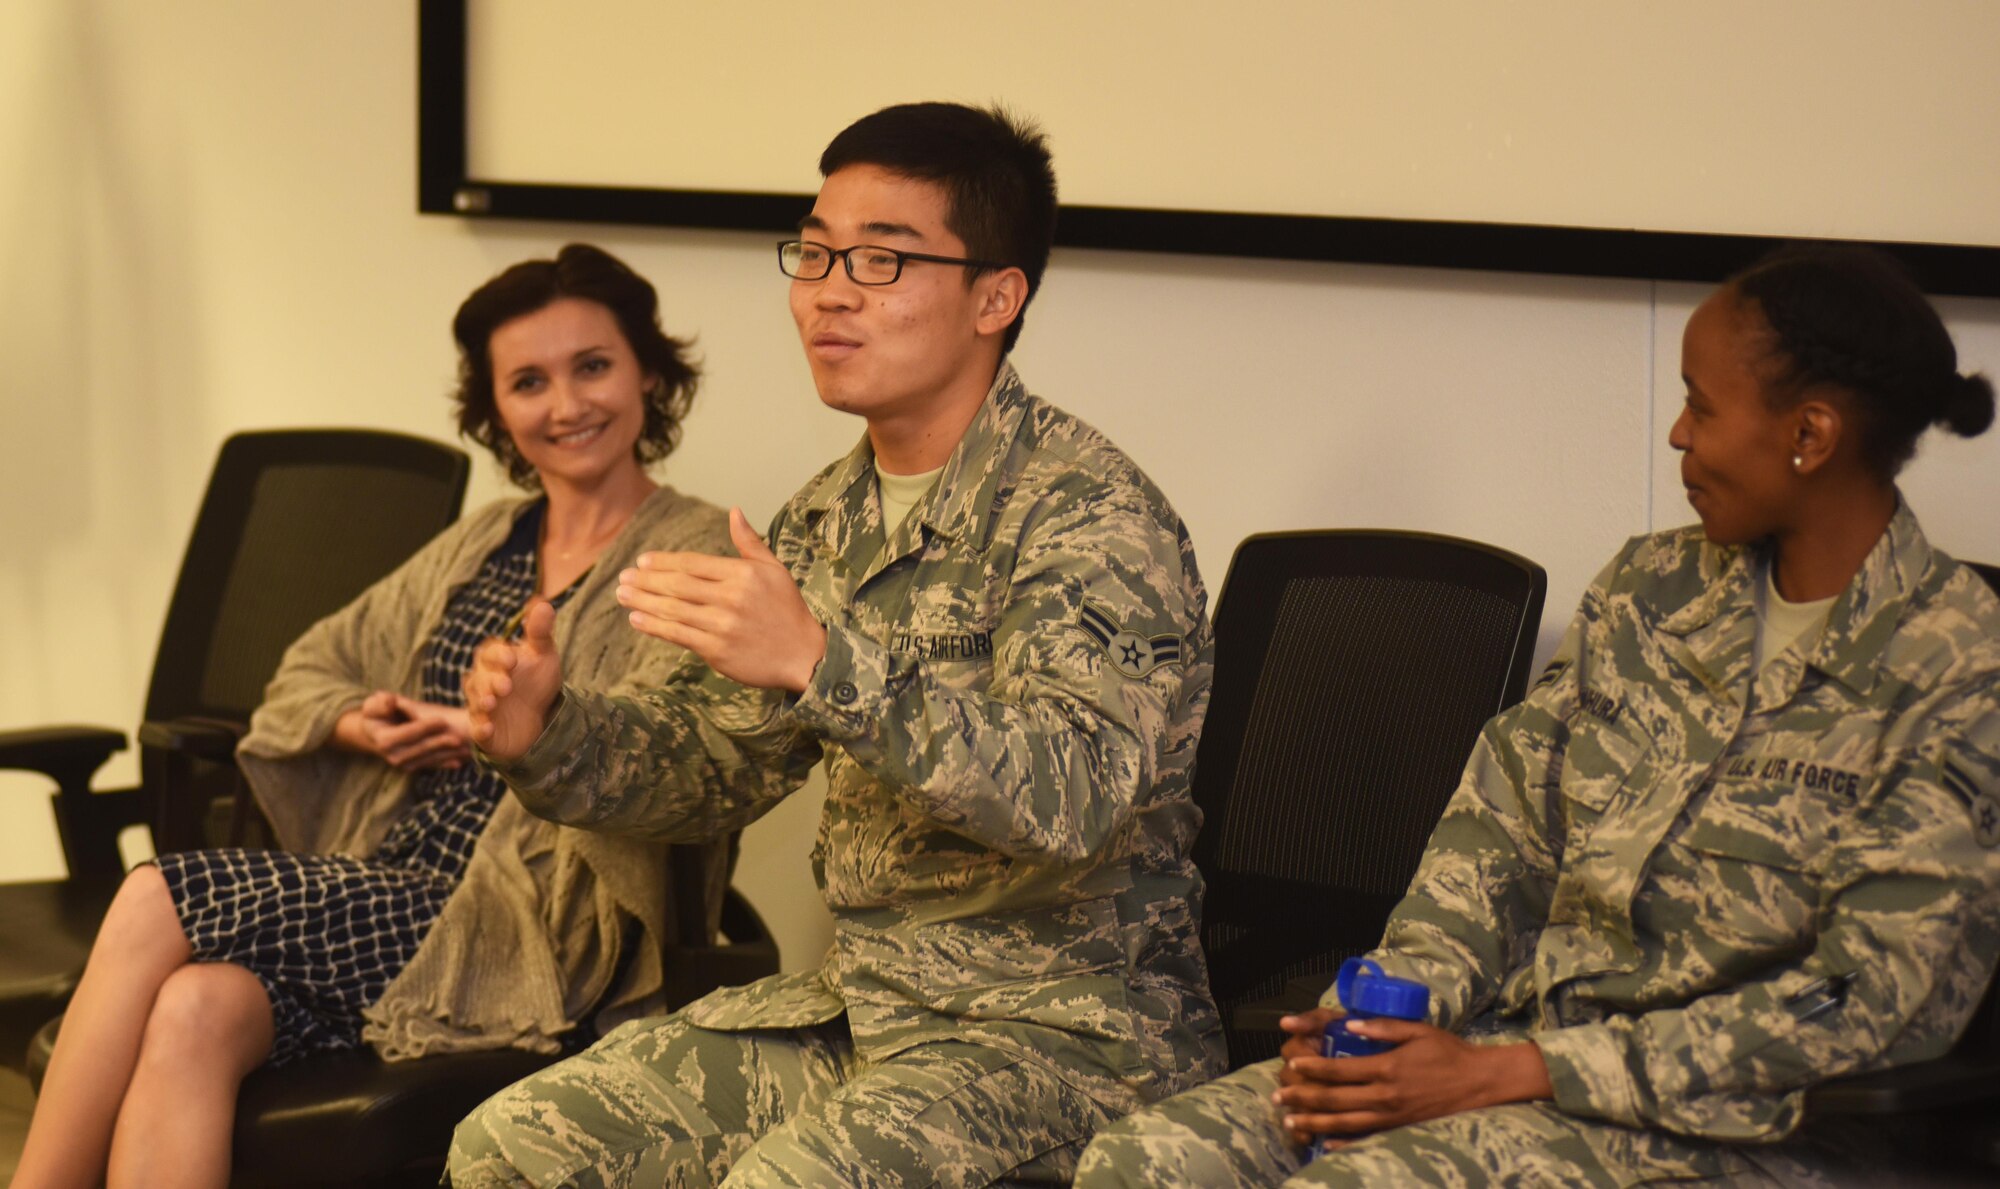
[[157, 504, 580, 1065]]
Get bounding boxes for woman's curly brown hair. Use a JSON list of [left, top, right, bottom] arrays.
[[451, 244, 698, 489]]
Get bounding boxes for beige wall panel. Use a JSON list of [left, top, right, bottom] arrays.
[[470, 0, 2000, 245], [5, 1, 1998, 977]]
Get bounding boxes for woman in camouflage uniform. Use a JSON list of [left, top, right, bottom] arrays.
[[1076, 246, 2000, 1187]]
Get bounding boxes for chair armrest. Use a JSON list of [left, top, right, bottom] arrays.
[[136, 716, 252, 853], [1807, 1052, 2000, 1115], [662, 888, 781, 1009], [1228, 974, 1333, 1035], [0, 725, 128, 786], [0, 725, 136, 886], [137, 716, 247, 762]]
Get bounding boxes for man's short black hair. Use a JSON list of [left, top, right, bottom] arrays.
[[820, 102, 1057, 354]]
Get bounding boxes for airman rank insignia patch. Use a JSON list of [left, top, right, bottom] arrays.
[[1533, 657, 1572, 691], [1939, 758, 2000, 849], [1077, 602, 1183, 678]]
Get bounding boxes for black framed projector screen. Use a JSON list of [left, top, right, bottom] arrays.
[[431, 0, 2000, 289]]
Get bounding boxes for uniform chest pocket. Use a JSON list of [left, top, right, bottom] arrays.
[[1559, 712, 1654, 825], [1660, 781, 1835, 954], [1676, 776, 1843, 873]]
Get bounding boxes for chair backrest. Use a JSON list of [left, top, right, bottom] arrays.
[[143, 430, 470, 726], [1956, 559, 2000, 1056], [1193, 529, 1546, 1064], [1968, 560, 2000, 601]]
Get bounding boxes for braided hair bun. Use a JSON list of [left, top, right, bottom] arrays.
[[1939, 371, 1996, 437], [1731, 244, 1990, 477]]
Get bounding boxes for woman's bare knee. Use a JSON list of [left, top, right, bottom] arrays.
[[136, 964, 274, 1078], [94, 865, 192, 968]]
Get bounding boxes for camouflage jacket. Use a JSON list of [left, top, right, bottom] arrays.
[[1358, 502, 2000, 1142], [496, 364, 1226, 1113]]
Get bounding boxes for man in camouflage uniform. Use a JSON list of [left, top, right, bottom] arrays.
[[449, 102, 1224, 1186], [1075, 503, 2000, 1187]]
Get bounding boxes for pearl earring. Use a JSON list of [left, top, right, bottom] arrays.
[[1792, 454, 1804, 470]]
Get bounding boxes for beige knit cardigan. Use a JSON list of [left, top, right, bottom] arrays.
[[235, 484, 732, 1060]]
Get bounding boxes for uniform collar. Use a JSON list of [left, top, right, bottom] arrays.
[[799, 361, 1031, 557], [924, 361, 1031, 552], [1658, 497, 1931, 699], [1657, 538, 1760, 695], [1808, 497, 1933, 696]]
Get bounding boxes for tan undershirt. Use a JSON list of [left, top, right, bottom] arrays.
[[1755, 563, 1838, 674], [875, 461, 944, 537]]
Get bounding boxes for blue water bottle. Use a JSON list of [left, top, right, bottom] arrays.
[[1305, 957, 1430, 1160]]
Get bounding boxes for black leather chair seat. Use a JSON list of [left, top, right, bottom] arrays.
[[29, 1019, 556, 1186], [23, 888, 777, 1185], [0, 881, 116, 1002]]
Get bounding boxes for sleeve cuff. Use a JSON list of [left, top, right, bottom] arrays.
[[789, 623, 889, 749], [1533, 1022, 1645, 1128], [1317, 950, 1452, 1025], [481, 685, 587, 793]]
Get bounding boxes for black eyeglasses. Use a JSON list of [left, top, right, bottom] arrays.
[[777, 239, 1009, 286]]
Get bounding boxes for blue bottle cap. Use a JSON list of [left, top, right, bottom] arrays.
[[1336, 957, 1430, 1021]]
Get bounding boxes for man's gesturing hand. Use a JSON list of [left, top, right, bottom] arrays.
[[618, 507, 826, 693], [463, 598, 564, 761]]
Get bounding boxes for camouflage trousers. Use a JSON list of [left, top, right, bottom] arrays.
[[1072, 1059, 1844, 1188], [448, 1013, 1117, 1188]]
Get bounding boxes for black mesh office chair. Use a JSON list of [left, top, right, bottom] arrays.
[[0, 430, 470, 1054], [1803, 558, 2000, 1170], [1192, 529, 1547, 1067]]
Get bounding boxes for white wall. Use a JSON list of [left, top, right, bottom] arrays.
[[472, 1, 2000, 247], [5, 1, 1998, 978]]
